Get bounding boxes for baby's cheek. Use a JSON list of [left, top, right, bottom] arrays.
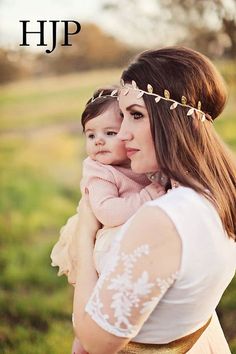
[[86, 142, 94, 156], [119, 147, 130, 162]]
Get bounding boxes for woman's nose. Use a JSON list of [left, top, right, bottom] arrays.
[[117, 120, 132, 141]]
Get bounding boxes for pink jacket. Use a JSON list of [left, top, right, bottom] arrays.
[[81, 157, 160, 227]]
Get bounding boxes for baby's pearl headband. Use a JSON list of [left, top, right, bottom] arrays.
[[120, 79, 213, 123]]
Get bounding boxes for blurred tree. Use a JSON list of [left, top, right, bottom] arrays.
[[103, 0, 236, 58], [0, 49, 21, 83], [37, 23, 135, 75], [0, 49, 34, 83], [161, 0, 236, 58]]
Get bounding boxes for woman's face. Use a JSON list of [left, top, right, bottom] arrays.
[[118, 86, 159, 174]]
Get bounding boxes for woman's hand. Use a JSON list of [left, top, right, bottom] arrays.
[[145, 182, 166, 199], [71, 337, 88, 354], [77, 189, 101, 242], [71, 189, 101, 279]]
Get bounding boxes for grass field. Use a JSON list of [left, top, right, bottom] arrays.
[[0, 66, 236, 353]]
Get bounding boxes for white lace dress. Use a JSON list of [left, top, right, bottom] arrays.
[[85, 187, 236, 352]]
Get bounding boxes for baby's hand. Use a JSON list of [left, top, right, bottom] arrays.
[[145, 183, 166, 199], [72, 337, 88, 354]]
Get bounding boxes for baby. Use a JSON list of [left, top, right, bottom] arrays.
[[50, 86, 165, 354]]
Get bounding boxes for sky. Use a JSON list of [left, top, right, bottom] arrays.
[[0, 0, 179, 52], [0, 0, 235, 53]]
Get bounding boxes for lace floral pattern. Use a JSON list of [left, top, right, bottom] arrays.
[[85, 229, 179, 338]]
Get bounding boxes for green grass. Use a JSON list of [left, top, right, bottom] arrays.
[[0, 66, 235, 353], [0, 69, 121, 132]]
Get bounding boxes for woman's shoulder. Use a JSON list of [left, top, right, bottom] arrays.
[[118, 202, 181, 254], [149, 185, 220, 218], [147, 186, 210, 211], [144, 186, 231, 250], [117, 187, 200, 240], [125, 187, 212, 241], [144, 186, 225, 239]]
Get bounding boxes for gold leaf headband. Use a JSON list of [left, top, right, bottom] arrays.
[[120, 79, 212, 123], [91, 89, 118, 103]]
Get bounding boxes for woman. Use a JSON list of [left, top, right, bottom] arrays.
[[72, 47, 236, 353]]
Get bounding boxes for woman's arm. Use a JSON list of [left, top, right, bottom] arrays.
[[73, 196, 181, 354], [73, 195, 130, 353]]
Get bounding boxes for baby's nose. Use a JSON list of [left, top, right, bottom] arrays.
[[95, 137, 105, 145]]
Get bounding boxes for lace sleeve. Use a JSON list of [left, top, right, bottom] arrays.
[[85, 206, 181, 338]]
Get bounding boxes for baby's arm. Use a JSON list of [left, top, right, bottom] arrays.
[[87, 178, 165, 227]]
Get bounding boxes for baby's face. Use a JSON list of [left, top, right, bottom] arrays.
[[84, 103, 129, 166]]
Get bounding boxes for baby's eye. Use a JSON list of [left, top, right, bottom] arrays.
[[106, 131, 117, 136], [120, 111, 124, 118], [87, 133, 95, 139], [130, 111, 143, 120]]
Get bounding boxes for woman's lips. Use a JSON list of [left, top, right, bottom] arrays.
[[126, 148, 139, 158]]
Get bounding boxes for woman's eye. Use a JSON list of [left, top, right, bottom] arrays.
[[106, 131, 117, 136], [130, 111, 143, 120]]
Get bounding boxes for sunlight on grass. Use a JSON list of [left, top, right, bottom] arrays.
[[0, 68, 121, 132]]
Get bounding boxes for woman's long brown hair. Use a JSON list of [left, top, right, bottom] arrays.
[[122, 46, 236, 240]]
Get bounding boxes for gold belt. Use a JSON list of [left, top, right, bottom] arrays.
[[118, 317, 211, 354]]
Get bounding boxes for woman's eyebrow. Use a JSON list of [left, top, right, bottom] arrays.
[[126, 104, 145, 111]]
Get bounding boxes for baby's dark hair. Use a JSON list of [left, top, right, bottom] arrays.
[[81, 86, 119, 131]]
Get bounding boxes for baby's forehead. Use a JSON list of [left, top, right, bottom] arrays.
[[85, 106, 122, 131]]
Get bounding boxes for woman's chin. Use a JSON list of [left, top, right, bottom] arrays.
[[130, 159, 158, 174], [130, 161, 146, 174]]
